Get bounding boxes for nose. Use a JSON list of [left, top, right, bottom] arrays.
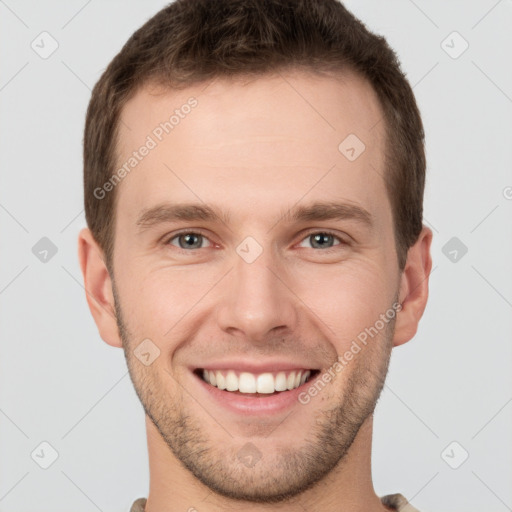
[[216, 244, 299, 343]]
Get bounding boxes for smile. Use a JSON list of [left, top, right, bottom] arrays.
[[196, 368, 319, 395]]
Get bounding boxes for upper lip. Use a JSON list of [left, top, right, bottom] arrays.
[[192, 359, 320, 374]]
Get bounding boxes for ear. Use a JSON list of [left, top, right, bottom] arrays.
[[393, 226, 433, 347], [77, 227, 122, 348]]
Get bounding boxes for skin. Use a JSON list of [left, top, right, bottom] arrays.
[[79, 68, 432, 512]]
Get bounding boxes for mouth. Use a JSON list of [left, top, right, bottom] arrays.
[[193, 368, 320, 396]]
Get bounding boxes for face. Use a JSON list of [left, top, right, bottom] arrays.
[[109, 70, 403, 502]]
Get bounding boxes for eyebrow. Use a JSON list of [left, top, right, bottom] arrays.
[[136, 203, 232, 230], [136, 201, 374, 232], [281, 201, 373, 228]]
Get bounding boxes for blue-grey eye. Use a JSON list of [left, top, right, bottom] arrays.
[[298, 232, 342, 249], [169, 232, 209, 249]]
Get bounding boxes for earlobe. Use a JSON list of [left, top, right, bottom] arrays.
[[77, 227, 123, 348], [392, 226, 433, 347]]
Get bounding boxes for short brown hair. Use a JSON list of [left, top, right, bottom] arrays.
[[84, 0, 425, 272]]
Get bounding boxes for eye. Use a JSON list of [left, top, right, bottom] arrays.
[[297, 231, 346, 250], [163, 230, 347, 253], [165, 231, 213, 250]]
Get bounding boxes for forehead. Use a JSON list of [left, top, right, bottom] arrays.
[[114, 69, 389, 230]]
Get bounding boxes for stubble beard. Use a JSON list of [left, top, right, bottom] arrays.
[[112, 281, 396, 503]]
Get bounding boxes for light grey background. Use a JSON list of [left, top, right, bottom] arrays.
[[1, 1, 511, 511]]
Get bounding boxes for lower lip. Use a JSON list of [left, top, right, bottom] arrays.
[[193, 372, 316, 416]]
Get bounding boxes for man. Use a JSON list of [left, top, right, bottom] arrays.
[[78, 0, 432, 510]]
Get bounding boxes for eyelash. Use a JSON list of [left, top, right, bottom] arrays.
[[163, 229, 349, 254]]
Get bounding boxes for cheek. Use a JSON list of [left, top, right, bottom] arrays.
[[129, 267, 217, 341], [291, 257, 395, 345]]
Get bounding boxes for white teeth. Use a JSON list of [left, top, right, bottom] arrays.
[[275, 372, 287, 391], [286, 373, 295, 390], [239, 372, 256, 393], [225, 370, 238, 391], [256, 373, 275, 394], [200, 369, 312, 394], [216, 371, 226, 390]]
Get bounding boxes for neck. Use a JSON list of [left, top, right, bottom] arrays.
[[143, 414, 389, 512]]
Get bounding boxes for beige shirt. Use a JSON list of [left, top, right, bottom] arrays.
[[130, 493, 421, 511]]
